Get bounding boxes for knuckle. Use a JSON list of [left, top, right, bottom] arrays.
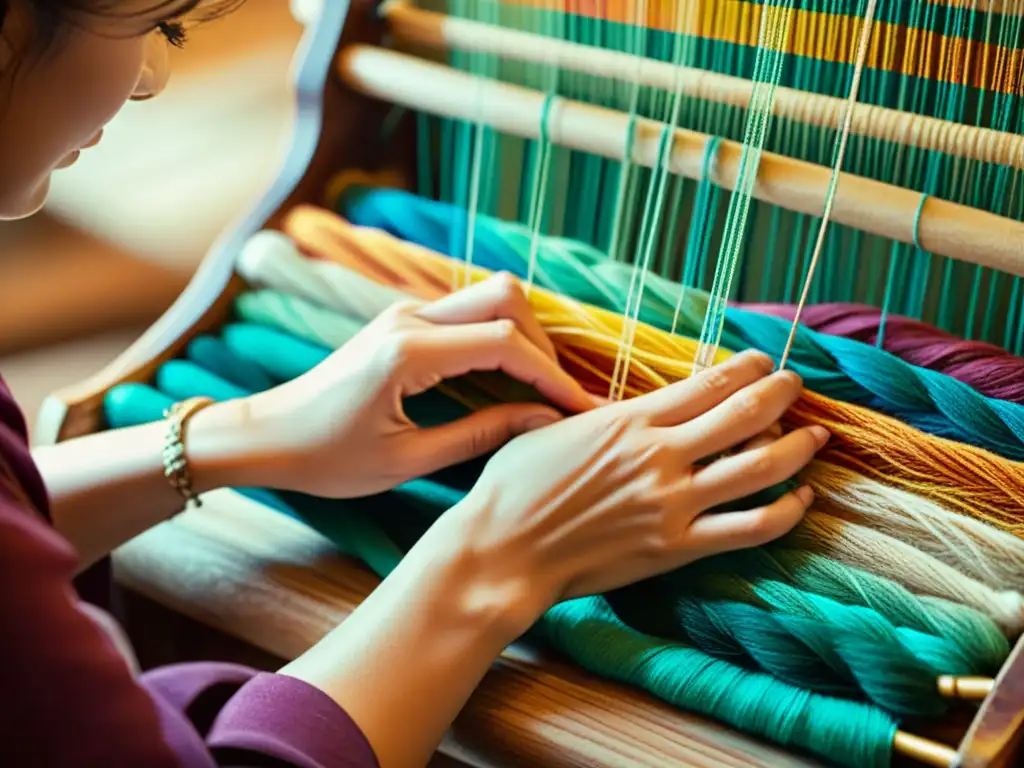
[[489, 271, 524, 304], [388, 299, 423, 318], [735, 390, 763, 420], [747, 449, 776, 478], [377, 330, 418, 369], [732, 508, 775, 543], [492, 317, 519, 344], [699, 365, 731, 393]]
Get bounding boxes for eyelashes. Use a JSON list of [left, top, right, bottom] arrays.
[[158, 21, 189, 48]]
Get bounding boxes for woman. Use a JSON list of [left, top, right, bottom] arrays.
[[0, 2, 830, 767]]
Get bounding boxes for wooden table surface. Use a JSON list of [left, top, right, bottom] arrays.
[[113, 489, 821, 768]]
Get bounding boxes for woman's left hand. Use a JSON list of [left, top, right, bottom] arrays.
[[234, 273, 596, 499]]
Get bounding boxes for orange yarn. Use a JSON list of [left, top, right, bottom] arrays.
[[281, 205, 1024, 535]]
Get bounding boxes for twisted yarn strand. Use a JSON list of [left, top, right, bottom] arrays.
[[337, 189, 1024, 461], [544, 597, 898, 768], [789, 513, 1024, 634], [807, 461, 1024, 592], [673, 595, 957, 716], [701, 548, 1011, 670], [279, 205, 1024, 534], [745, 302, 1024, 404]]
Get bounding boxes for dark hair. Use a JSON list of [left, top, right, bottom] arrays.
[[1, 1, 245, 57]]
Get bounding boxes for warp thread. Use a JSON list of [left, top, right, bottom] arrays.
[[277, 205, 1024, 534]]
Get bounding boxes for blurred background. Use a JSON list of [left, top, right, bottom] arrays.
[[1, 0, 310, 431]]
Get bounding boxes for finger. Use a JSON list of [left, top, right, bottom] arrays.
[[402, 403, 562, 472], [737, 420, 785, 453], [684, 485, 814, 558], [620, 350, 775, 427], [672, 369, 804, 461], [401, 322, 595, 413], [414, 273, 559, 362], [691, 426, 830, 508]]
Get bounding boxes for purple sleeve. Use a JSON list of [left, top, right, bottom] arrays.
[[0, 377, 378, 768]]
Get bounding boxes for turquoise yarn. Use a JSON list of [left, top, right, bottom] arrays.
[[339, 187, 1024, 461], [543, 596, 898, 768], [185, 336, 273, 392], [674, 597, 944, 715], [696, 547, 1010, 673]]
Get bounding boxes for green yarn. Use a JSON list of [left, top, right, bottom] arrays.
[[696, 547, 1010, 673], [542, 596, 898, 768], [674, 597, 941, 715]]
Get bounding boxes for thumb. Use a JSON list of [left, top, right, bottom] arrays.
[[407, 403, 562, 472]]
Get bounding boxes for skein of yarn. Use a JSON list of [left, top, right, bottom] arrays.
[[543, 597, 899, 768], [226, 281, 1024, 637], [232, 234, 1024, 605], [745, 303, 1024, 404]]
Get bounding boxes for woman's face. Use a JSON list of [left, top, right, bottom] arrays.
[[0, 1, 194, 220]]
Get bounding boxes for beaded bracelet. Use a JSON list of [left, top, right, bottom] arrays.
[[162, 396, 216, 511]]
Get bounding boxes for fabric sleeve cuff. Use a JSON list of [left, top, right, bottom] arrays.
[[207, 672, 380, 768]]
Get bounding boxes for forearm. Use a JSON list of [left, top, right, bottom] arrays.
[[279, 504, 535, 768], [32, 398, 275, 571]]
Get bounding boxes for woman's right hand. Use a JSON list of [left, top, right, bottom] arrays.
[[443, 348, 830, 634], [280, 349, 830, 768]]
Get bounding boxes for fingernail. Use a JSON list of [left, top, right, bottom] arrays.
[[809, 425, 830, 447], [795, 485, 815, 506]]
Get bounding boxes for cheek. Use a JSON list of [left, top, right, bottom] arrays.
[[0, 36, 147, 220], [52, 37, 149, 149]]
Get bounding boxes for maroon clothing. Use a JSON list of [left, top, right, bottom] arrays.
[[0, 376, 378, 768]]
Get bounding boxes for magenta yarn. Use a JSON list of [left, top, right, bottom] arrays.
[[744, 302, 1024, 404]]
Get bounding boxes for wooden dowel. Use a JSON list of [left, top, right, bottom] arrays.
[[893, 731, 959, 768], [937, 675, 996, 702], [337, 44, 1024, 277], [382, 0, 1024, 170]]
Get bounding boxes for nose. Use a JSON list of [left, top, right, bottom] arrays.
[[131, 32, 171, 102]]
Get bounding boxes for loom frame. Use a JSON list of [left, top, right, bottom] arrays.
[[33, 2, 1024, 766]]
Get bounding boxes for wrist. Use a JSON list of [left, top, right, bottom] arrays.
[[425, 495, 550, 643], [182, 396, 291, 495]]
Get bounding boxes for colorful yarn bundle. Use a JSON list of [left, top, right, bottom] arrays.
[[335, 188, 1024, 462], [743, 303, 1024, 405], [276, 204, 1024, 535], [101, 277, 1006, 767], [226, 257, 1024, 635]]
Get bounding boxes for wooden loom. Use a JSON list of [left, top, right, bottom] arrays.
[[34, 1, 1024, 766]]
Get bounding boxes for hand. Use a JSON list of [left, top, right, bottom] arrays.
[[239, 273, 596, 499], [438, 349, 830, 634]]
